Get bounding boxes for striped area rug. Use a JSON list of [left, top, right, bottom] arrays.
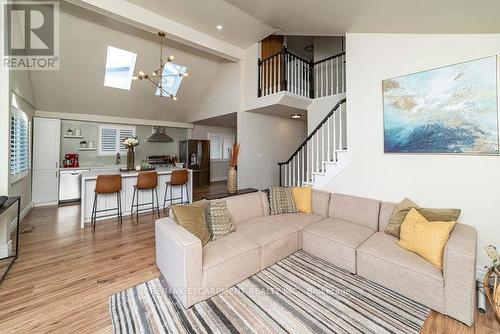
[[110, 251, 429, 334]]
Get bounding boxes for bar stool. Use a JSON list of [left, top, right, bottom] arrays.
[[163, 169, 190, 211], [131, 171, 160, 221], [91, 174, 122, 231]]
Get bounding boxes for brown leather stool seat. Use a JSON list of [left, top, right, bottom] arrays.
[[131, 171, 160, 221], [91, 174, 123, 230], [163, 169, 190, 211]]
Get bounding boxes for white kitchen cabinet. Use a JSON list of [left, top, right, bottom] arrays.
[[33, 117, 61, 206], [32, 170, 59, 205]]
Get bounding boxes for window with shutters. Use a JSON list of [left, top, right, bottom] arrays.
[[98, 124, 136, 156], [10, 107, 30, 183], [208, 133, 235, 161]]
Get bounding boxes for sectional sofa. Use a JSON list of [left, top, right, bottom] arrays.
[[155, 190, 477, 326]]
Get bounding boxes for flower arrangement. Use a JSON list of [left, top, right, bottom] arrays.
[[229, 142, 240, 168], [123, 136, 140, 148]]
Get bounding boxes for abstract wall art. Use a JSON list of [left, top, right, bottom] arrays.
[[383, 56, 499, 154]]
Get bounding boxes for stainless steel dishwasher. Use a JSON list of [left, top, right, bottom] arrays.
[[59, 169, 89, 204]]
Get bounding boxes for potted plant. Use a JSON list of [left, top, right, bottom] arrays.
[[227, 142, 240, 194], [123, 137, 140, 170], [80, 140, 87, 148]]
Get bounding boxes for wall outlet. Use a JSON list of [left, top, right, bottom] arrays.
[[257, 153, 263, 158]]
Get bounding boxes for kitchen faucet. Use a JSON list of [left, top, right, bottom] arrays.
[[116, 152, 121, 165]]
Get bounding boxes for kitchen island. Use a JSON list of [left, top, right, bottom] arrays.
[[80, 167, 192, 228]]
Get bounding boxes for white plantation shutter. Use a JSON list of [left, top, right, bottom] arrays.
[[119, 128, 135, 151], [10, 107, 30, 180], [208, 133, 235, 160], [222, 135, 234, 159], [99, 124, 136, 155], [209, 134, 223, 159]]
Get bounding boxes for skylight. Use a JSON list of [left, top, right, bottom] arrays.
[[104, 46, 137, 90], [155, 62, 187, 97]]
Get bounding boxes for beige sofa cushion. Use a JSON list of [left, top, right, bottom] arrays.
[[379, 202, 396, 232], [236, 216, 300, 268], [264, 212, 324, 231], [202, 232, 261, 294], [312, 189, 331, 217], [302, 218, 374, 273], [225, 192, 268, 224], [328, 193, 381, 231], [357, 232, 445, 312]]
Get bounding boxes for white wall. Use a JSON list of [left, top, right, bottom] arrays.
[[313, 36, 344, 62], [238, 111, 307, 189], [188, 61, 241, 123], [307, 93, 346, 134], [325, 33, 500, 268], [191, 124, 237, 182]]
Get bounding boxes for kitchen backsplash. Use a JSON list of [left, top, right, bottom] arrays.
[[60, 120, 188, 166]]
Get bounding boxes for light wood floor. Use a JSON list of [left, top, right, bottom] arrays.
[[0, 183, 499, 333]]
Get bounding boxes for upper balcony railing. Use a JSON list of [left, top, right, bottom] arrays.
[[258, 47, 345, 99]]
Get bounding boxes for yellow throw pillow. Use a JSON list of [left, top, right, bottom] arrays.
[[397, 208, 456, 268], [292, 186, 312, 213]]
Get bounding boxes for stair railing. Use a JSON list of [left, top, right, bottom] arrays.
[[278, 98, 347, 187], [258, 47, 345, 99]]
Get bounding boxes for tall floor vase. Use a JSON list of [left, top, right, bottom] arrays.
[[127, 147, 135, 171], [227, 167, 237, 194]]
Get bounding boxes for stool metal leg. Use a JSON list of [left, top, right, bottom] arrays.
[[155, 188, 160, 218], [136, 188, 139, 221], [185, 184, 190, 204], [92, 193, 98, 231], [163, 182, 170, 211], [131, 187, 136, 219]]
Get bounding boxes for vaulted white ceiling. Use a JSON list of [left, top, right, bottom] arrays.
[[227, 0, 500, 35], [126, 0, 275, 49], [31, 3, 230, 123]]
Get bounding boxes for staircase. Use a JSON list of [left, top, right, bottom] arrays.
[[278, 98, 349, 189]]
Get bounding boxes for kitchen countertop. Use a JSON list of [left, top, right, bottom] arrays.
[[59, 165, 127, 171], [81, 167, 191, 180]]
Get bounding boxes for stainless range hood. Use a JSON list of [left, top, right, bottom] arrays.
[[147, 126, 173, 142]]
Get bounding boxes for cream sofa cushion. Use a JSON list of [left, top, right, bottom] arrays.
[[312, 189, 331, 217], [357, 232, 445, 312], [236, 216, 300, 268], [225, 192, 268, 224], [328, 193, 381, 231], [302, 218, 374, 273], [202, 232, 260, 296], [264, 212, 324, 231]]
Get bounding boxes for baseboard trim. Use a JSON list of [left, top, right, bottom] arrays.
[[33, 200, 58, 208], [9, 202, 33, 233], [210, 176, 228, 182]]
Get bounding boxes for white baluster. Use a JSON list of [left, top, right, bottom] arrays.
[[301, 148, 304, 185], [342, 54, 346, 93], [336, 57, 340, 94], [327, 118, 331, 161], [339, 103, 343, 150]]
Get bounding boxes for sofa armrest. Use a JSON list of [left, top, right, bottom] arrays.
[[443, 223, 477, 326], [155, 217, 202, 308]]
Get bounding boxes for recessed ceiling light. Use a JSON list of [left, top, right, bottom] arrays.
[[291, 114, 302, 119], [216, 25, 223, 30]]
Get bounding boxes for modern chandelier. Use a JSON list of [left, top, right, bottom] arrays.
[[132, 32, 188, 101]]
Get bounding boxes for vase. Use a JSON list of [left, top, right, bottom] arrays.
[[127, 147, 135, 171], [227, 167, 237, 194]]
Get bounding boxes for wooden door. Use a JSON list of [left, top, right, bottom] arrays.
[[261, 35, 283, 59], [260, 35, 284, 95]]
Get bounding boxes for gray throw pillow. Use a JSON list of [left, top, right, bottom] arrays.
[[269, 187, 299, 215], [206, 200, 235, 240]]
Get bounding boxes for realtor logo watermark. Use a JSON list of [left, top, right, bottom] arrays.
[[2, 1, 59, 70]]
